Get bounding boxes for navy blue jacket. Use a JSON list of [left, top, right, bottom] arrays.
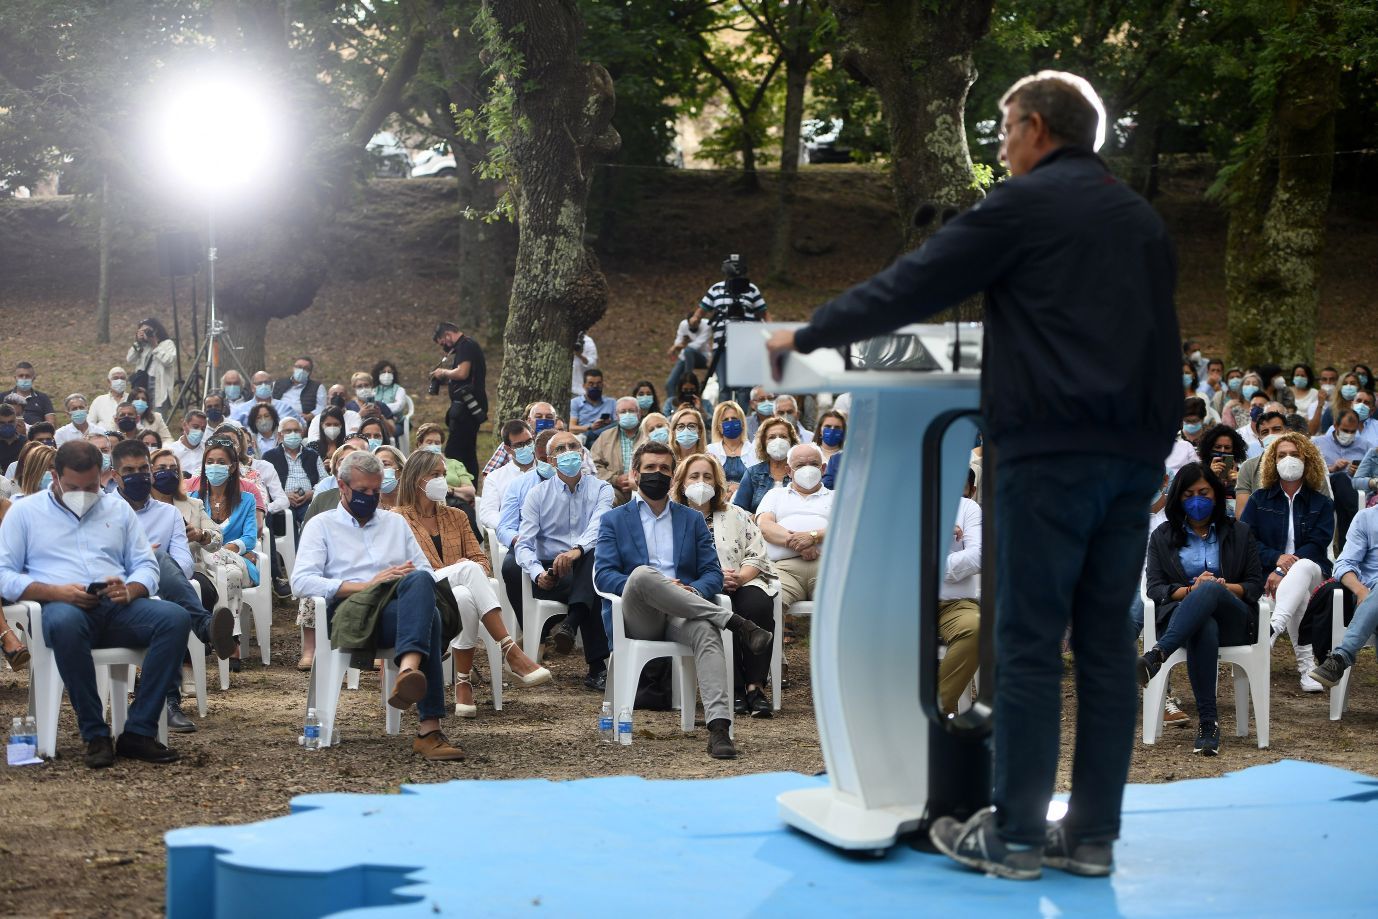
[[794, 146, 1181, 466], [593, 500, 724, 638], [1239, 484, 1334, 579]]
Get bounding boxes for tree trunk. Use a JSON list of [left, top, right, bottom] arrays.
[[768, 36, 811, 283], [483, 0, 620, 426], [1125, 103, 1163, 200], [827, 0, 992, 251], [218, 310, 269, 383], [1224, 24, 1339, 369], [95, 172, 112, 344], [738, 124, 760, 189]]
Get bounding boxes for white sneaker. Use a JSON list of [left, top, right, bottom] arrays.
[[1296, 647, 1324, 693]]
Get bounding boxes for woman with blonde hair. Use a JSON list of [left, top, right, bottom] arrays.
[[637, 412, 671, 448], [673, 454, 778, 716], [733, 416, 800, 514], [668, 405, 707, 465], [13, 443, 55, 497], [1239, 431, 1334, 691], [394, 449, 551, 715], [706, 401, 757, 489], [374, 444, 406, 511]]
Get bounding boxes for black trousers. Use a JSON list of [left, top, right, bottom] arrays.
[[731, 584, 775, 692], [444, 401, 483, 480], [1331, 472, 1358, 555], [529, 551, 608, 668]]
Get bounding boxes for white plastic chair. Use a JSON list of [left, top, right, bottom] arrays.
[[1141, 594, 1271, 747], [520, 570, 570, 665], [768, 592, 784, 711], [397, 392, 415, 456], [1328, 590, 1374, 721], [275, 512, 298, 582], [20, 601, 191, 757], [302, 595, 402, 747], [788, 600, 814, 617], [431, 564, 513, 712], [595, 586, 735, 736]]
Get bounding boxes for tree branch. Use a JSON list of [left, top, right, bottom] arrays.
[[347, 24, 427, 148]]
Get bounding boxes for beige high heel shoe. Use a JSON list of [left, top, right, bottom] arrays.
[[501, 636, 552, 687], [454, 671, 477, 718]]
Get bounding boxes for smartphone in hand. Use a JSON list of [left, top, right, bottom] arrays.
[[86, 581, 107, 595]]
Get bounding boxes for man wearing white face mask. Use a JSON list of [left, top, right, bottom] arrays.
[[0, 441, 192, 768], [1240, 433, 1335, 691], [87, 367, 130, 432], [756, 443, 833, 611]]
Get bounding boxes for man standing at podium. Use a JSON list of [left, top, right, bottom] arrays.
[[767, 72, 1179, 879]]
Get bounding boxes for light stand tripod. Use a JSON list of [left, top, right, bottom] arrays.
[[171, 202, 249, 417]]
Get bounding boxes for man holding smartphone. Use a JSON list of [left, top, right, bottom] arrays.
[[1317, 409, 1368, 552], [0, 441, 191, 768]]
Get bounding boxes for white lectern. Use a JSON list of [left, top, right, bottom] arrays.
[[727, 322, 993, 853]]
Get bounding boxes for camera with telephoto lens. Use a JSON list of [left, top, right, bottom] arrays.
[[428, 369, 443, 396]]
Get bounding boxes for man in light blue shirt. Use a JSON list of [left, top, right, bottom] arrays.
[[516, 431, 613, 688], [230, 371, 301, 426], [291, 450, 464, 762], [113, 439, 234, 732], [0, 441, 191, 768], [1310, 505, 1378, 688], [498, 429, 558, 616], [568, 368, 611, 448]]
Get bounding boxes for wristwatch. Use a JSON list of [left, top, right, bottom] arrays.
[[1274, 566, 1285, 576], [810, 530, 820, 544]]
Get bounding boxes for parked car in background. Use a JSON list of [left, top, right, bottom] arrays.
[[367, 132, 411, 178], [411, 142, 457, 179], [802, 118, 853, 165]]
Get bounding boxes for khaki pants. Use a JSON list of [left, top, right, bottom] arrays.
[[775, 556, 819, 609], [938, 598, 980, 714], [621, 567, 733, 722]]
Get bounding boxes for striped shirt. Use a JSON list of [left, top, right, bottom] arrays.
[[698, 281, 767, 347]]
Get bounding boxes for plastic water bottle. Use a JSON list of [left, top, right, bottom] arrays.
[[303, 708, 321, 751], [7, 717, 35, 766], [616, 706, 633, 746], [598, 702, 614, 744], [23, 716, 37, 758]]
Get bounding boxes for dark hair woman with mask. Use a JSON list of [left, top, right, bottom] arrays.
[[312, 405, 348, 461], [1140, 462, 1262, 756]]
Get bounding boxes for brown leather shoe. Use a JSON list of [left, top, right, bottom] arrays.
[[413, 730, 466, 761], [388, 668, 427, 710]]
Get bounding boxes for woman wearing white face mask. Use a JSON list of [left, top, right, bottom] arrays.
[[1239, 433, 1335, 692], [673, 455, 778, 716], [395, 450, 551, 716], [371, 359, 409, 416], [732, 417, 799, 515]]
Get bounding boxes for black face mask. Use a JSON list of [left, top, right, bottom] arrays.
[[345, 487, 380, 523], [116, 416, 138, 433], [330, 394, 346, 408], [206, 408, 225, 425], [638, 471, 672, 501], [121, 471, 152, 503], [152, 468, 181, 495]]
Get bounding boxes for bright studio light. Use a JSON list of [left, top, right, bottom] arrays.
[[154, 73, 279, 194]]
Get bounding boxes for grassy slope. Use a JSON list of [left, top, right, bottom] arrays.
[[1, 165, 1374, 440]]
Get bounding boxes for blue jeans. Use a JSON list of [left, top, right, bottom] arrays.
[[1335, 589, 1378, 666], [42, 596, 191, 741], [328, 570, 447, 721], [993, 452, 1160, 846], [156, 550, 211, 707], [1153, 581, 1252, 724], [666, 347, 709, 396]]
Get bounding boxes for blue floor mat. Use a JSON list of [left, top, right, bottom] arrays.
[[165, 760, 1378, 918]]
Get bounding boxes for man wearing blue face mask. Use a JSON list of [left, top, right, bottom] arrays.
[[516, 432, 614, 689], [169, 410, 209, 478], [479, 421, 535, 533], [263, 417, 327, 535], [569, 368, 612, 449], [1165, 398, 1208, 476], [272, 356, 327, 430], [498, 430, 559, 618], [219, 370, 249, 408], [6, 362, 55, 426], [0, 404, 25, 475], [592, 396, 643, 507], [55, 394, 92, 447], [744, 385, 776, 441], [231, 371, 300, 427]]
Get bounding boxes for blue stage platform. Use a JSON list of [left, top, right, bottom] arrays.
[[166, 760, 1377, 918]]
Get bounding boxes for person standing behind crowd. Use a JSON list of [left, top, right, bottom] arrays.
[[571, 330, 597, 397], [767, 72, 1180, 879], [127, 318, 177, 413], [88, 367, 129, 431], [688, 254, 769, 408], [431, 322, 487, 481], [6, 362, 55, 425]]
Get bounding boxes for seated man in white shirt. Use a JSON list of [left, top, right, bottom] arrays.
[[756, 443, 833, 610], [478, 420, 534, 534], [291, 450, 465, 761], [516, 431, 614, 690], [168, 409, 208, 478], [0, 441, 191, 768], [940, 473, 983, 714], [55, 393, 92, 446]]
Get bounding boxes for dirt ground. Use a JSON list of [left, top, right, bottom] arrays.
[[2, 601, 1377, 917]]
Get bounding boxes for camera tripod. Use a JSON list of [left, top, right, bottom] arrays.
[[169, 208, 248, 418]]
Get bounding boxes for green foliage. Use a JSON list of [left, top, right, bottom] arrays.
[[454, 3, 522, 222]]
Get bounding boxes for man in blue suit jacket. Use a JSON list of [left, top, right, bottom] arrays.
[[594, 441, 773, 759]]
